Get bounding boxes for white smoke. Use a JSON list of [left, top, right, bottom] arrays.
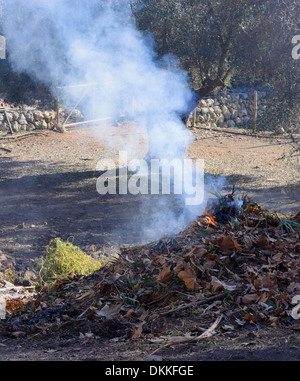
[[3, 0, 210, 243], [3, 0, 194, 156]]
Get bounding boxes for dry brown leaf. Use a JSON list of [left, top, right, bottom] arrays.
[[173, 261, 185, 272], [75, 291, 93, 301], [253, 276, 262, 289], [131, 323, 144, 341], [222, 324, 235, 331], [256, 235, 269, 247], [157, 264, 173, 282], [206, 253, 218, 260], [287, 282, 299, 293], [218, 236, 235, 250], [261, 273, 278, 290], [203, 258, 217, 270], [211, 276, 237, 293], [244, 313, 256, 322], [154, 255, 167, 265], [233, 239, 242, 252], [256, 292, 269, 303], [94, 303, 122, 319], [268, 316, 280, 325], [243, 236, 254, 250], [187, 246, 207, 259], [271, 253, 283, 264], [138, 312, 148, 321], [124, 309, 135, 319], [54, 298, 64, 304], [178, 263, 198, 290], [242, 294, 259, 305]]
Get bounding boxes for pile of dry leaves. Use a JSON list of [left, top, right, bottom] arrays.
[[1, 191, 300, 352]]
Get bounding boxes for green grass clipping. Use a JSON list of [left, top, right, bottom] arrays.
[[39, 238, 106, 285]]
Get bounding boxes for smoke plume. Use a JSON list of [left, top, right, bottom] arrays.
[[3, 0, 211, 243]]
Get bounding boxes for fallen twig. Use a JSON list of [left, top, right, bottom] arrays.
[[159, 292, 227, 317], [150, 314, 223, 355], [4, 108, 14, 135]]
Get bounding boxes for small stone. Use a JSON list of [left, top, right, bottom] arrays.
[[18, 114, 28, 125], [12, 121, 20, 132], [238, 109, 247, 118], [227, 120, 235, 128], [206, 98, 214, 107], [216, 115, 224, 126], [5, 112, 13, 121], [12, 111, 20, 121], [231, 109, 238, 119], [25, 111, 34, 123], [34, 110, 43, 121]]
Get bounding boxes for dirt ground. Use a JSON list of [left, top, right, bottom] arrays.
[[0, 123, 299, 361]]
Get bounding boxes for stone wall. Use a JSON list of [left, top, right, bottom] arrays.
[[0, 89, 269, 133], [0, 108, 57, 133], [0, 107, 83, 133], [188, 89, 269, 129]]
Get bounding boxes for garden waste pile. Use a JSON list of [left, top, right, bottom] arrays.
[[1, 191, 299, 351]]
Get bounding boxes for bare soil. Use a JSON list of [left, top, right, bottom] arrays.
[[0, 124, 299, 361], [188, 127, 300, 213]]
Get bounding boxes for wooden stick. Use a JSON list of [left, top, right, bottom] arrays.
[[57, 82, 100, 89], [63, 92, 86, 126], [4, 108, 13, 135], [253, 91, 258, 134], [150, 315, 223, 355], [64, 117, 112, 127], [159, 292, 227, 317], [57, 82, 112, 89]]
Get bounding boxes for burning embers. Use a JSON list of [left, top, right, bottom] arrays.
[[201, 188, 250, 227], [203, 213, 218, 227], [199, 187, 287, 232]]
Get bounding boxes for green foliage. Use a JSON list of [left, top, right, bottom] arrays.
[[133, 0, 300, 140], [279, 219, 300, 234], [4, 268, 16, 283], [39, 238, 107, 285]]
